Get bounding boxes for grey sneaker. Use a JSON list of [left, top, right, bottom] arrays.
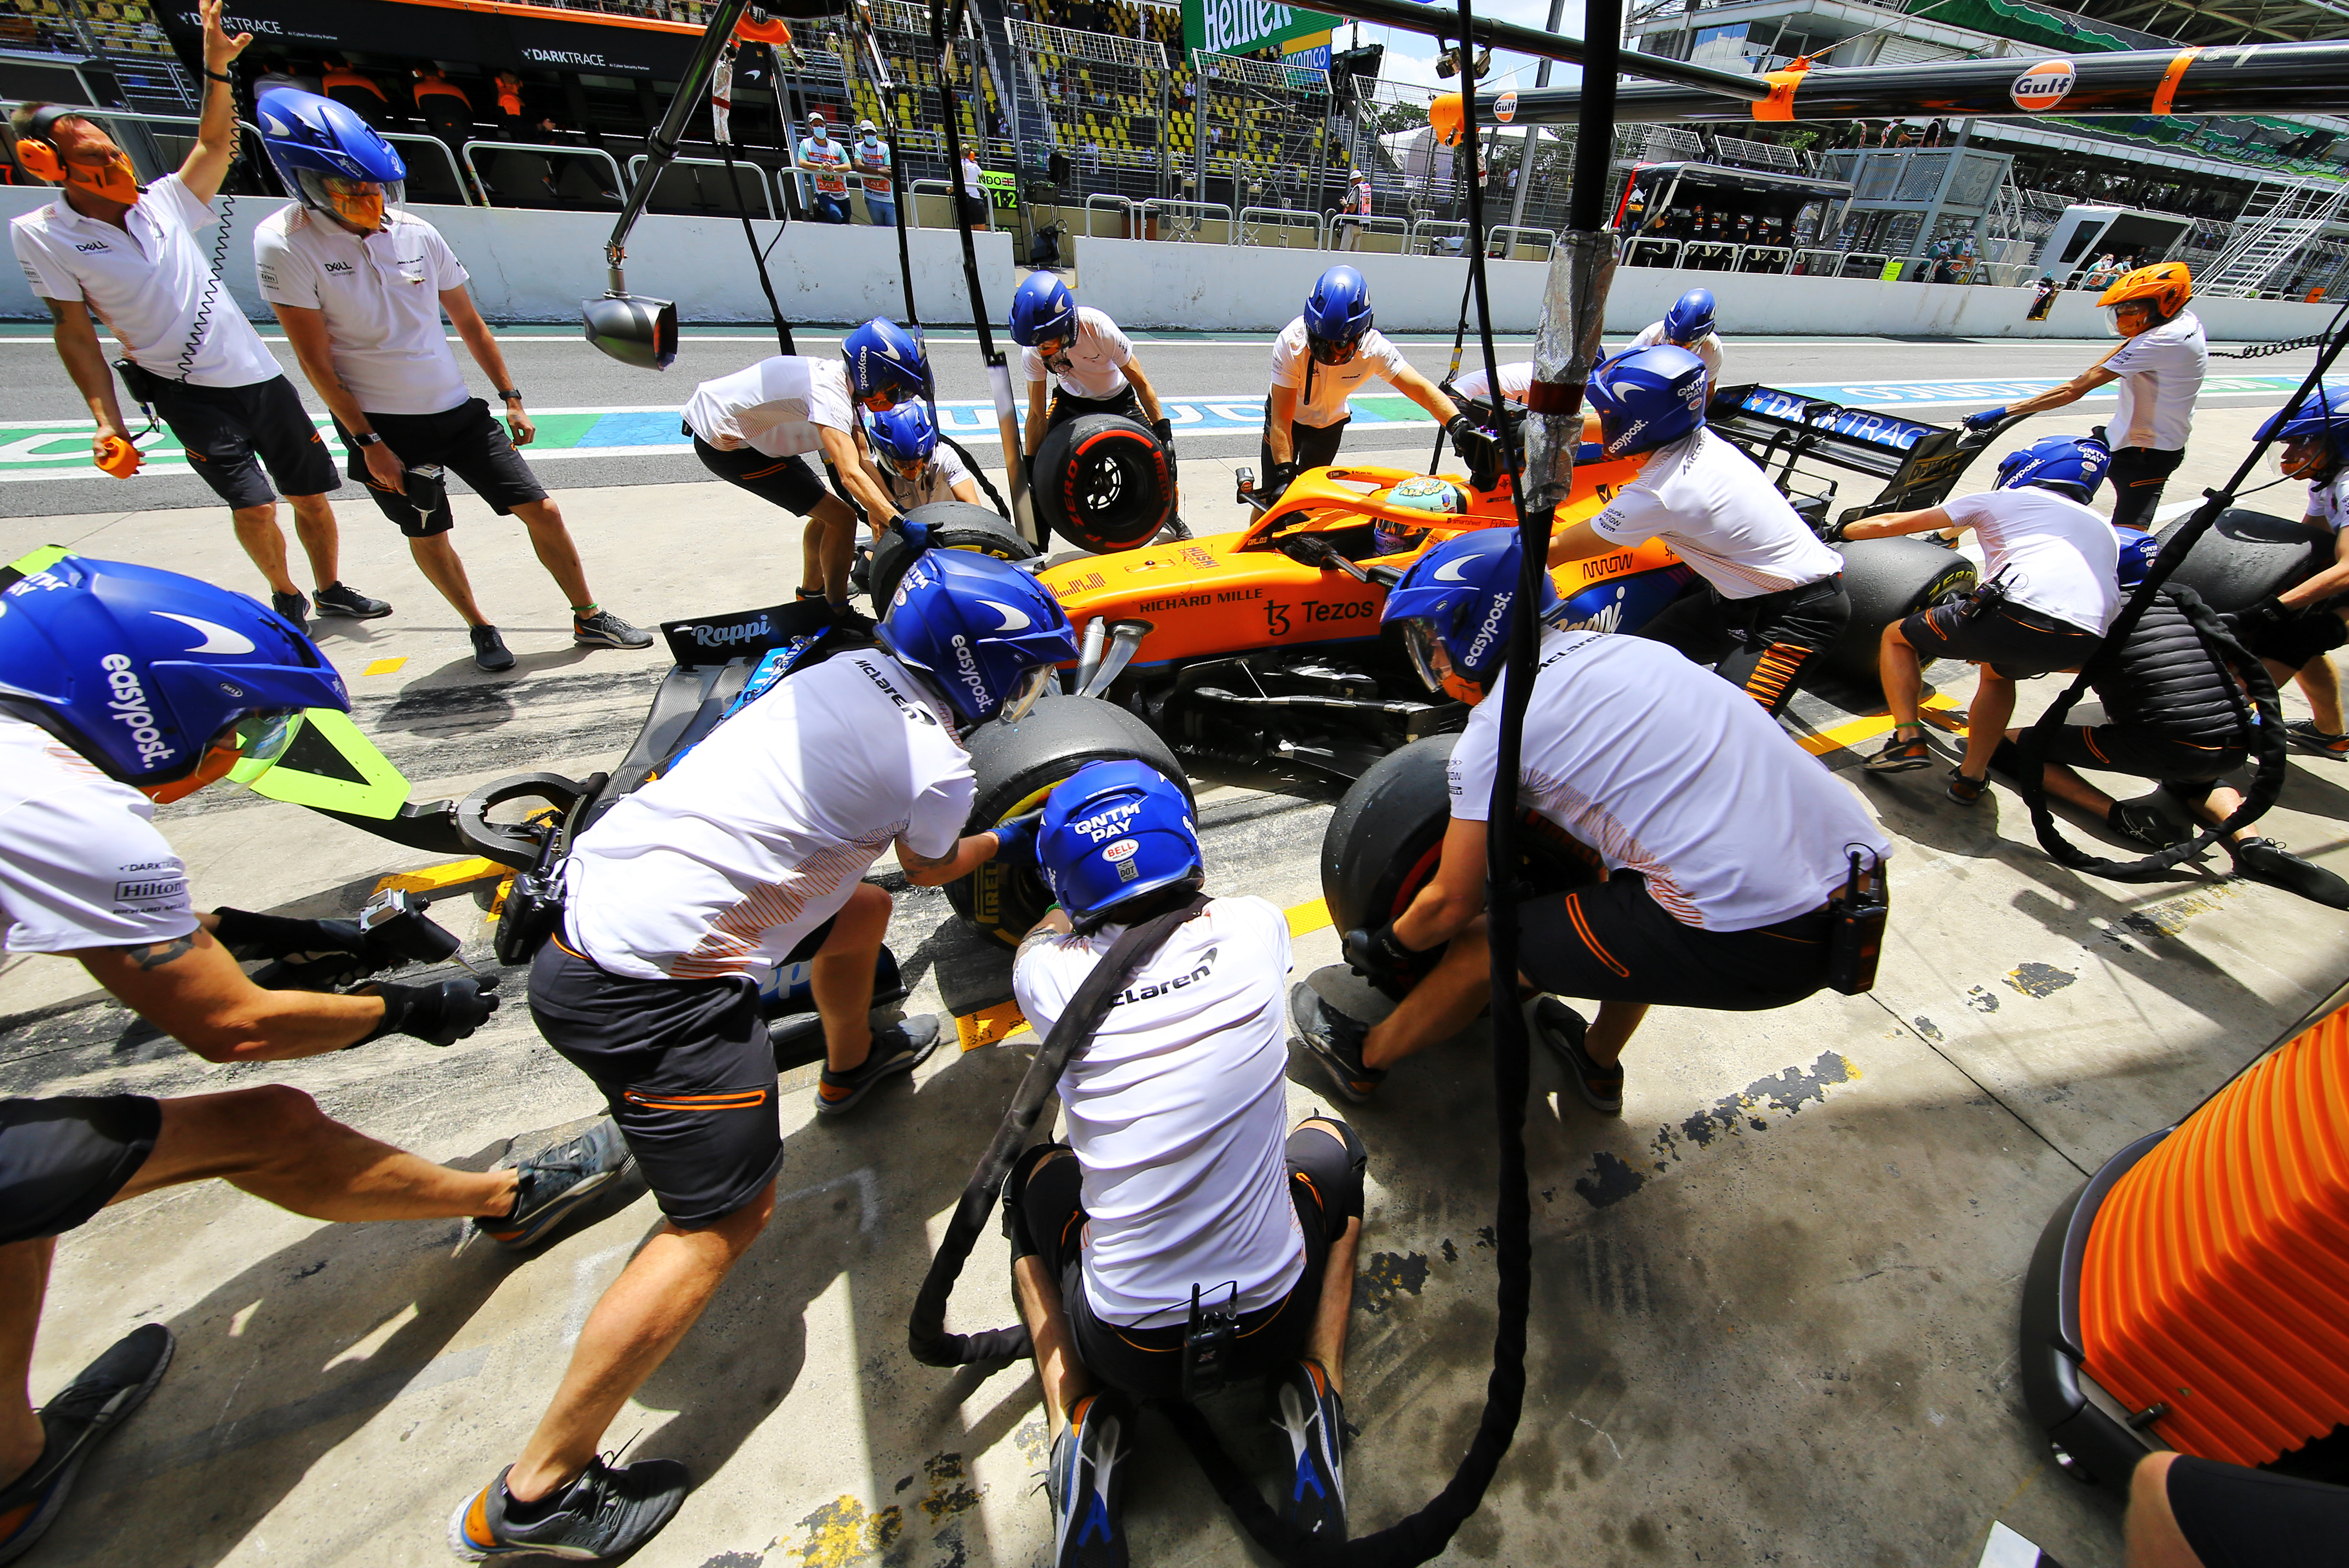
[[314, 581, 392, 619], [470, 624, 516, 672], [1289, 982, 1385, 1104], [472, 1119, 635, 1251], [572, 607, 653, 650], [447, 1456, 688, 1562], [0, 1324, 173, 1567], [269, 589, 309, 632], [815, 1015, 941, 1116]]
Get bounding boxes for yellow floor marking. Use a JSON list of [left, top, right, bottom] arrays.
[[1798, 694, 1965, 758], [371, 857, 512, 897], [957, 1000, 1030, 1052], [362, 656, 406, 676], [1286, 896, 1331, 938]]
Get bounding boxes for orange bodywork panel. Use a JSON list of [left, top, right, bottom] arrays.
[[2079, 1002, 2349, 1465], [1037, 459, 1661, 667]]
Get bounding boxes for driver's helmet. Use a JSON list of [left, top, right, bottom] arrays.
[[866, 400, 940, 477], [875, 549, 1077, 724], [1995, 433, 2111, 504], [842, 317, 929, 410], [1304, 265, 1374, 366], [1375, 475, 1466, 555], [1008, 270, 1078, 352], [1379, 530, 1560, 706], [1035, 759, 1202, 930], [256, 87, 406, 231], [0, 549, 348, 803], [2257, 386, 2349, 480]]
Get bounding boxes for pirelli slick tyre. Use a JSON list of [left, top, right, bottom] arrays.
[[2153, 507, 2332, 614], [945, 695, 1191, 946], [1032, 413, 1175, 555], [1321, 733, 1596, 938], [867, 500, 1037, 617], [1828, 537, 1979, 688]]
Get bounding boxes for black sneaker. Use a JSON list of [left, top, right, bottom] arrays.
[[1047, 1389, 1134, 1568], [829, 601, 878, 638], [573, 607, 653, 650], [2109, 800, 2189, 851], [0, 1323, 173, 1566], [447, 1456, 688, 1562], [1269, 1360, 1347, 1543], [1289, 982, 1385, 1104], [1154, 516, 1193, 542], [2286, 718, 2349, 760], [269, 589, 309, 633], [815, 1015, 941, 1116], [1528, 995, 1621, 1114], [314, 581, 392, 619], [2233, 837, 2349, 909], [472, 1119, 636, 1252], [470, 624, 516, 672]]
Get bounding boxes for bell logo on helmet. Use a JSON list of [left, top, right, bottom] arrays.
[[979, 599, 1033, 632], [152, 612, 257, 656], [1102, 839, 1139, 863], [98, 653, 175, 769]]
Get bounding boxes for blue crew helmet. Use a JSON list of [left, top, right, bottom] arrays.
[[1379, 529, 1560, 705], [255, 87, 405, 230], [842, 317, 930, 411], [1036, 759, 1202, 929], [875, 549, 1077, 724], [1584, 344, 1709, 460], [1995, 434, 2112, 503], [1007, 271, 1078, 351]]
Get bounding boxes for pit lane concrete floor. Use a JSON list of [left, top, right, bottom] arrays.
[[3, 405, 2346, 1568]]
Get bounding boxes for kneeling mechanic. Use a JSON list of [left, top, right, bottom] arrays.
[[1009, 762, 1361, 1565], [452, 549, 1078, 1561], [1295, 530, 1891, 1114]]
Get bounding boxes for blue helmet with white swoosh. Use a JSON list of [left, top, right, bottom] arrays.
[[1584, 344, 1709, 459], [875, 549, 1078, 724], [1379, 529, 1559, 705], [842, 317, 931, 410], [0, 548, 348, 800]]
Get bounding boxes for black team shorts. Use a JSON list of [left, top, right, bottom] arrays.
[[1515, 869, 1837, 1009], [690, 430, 831, 517], [151, 373, 339, 510], [1899, 598, 2103, 681], [1991, 724, 2246, 806], [338, 398, 547, 538], [0, 1095, 162, 1245]]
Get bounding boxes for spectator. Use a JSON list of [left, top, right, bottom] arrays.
[[958, 145, 990, 230], [795, 111, 851, 223], [850, 119, 893, 226], [1333, 165, 1371, 251]]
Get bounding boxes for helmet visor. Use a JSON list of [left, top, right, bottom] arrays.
[[298, 170, 401, 227], [2100, 302, 2151, 337], [222, 710, 306, 786], [998, 663, 1057, 726], [1308, 333, 1360, 367], [1403, 621, 1447, 695], [2275, 435, 2332, 479]]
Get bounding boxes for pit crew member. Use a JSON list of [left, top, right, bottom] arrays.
[[681, 318, 928, 632], [7, 3, 390, 634], [1293, 530, 1891, 1114], [861, 400, 982, 509], [1963, 264, 2205, 532], [1625, 287, 1723, 388], [1261, 265, 1494, 501], [0, 551, 629, 1564], [795, 111, 851, 223], [2220, 390, 2349, 760], [252, 89, 653, 673], [1847, 435, 2119, 803], [1545, 345, 1847, 717], [451, 550, 1076, 1562], [1008, 271, 1182, 544], [1010, 762, 1360, 1560]]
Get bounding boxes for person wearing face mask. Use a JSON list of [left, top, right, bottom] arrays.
[[251, 88, 651, 672], [7, 1, 389, 633], [851, 118, 895, 227]]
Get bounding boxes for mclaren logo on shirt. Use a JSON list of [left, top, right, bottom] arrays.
[[1109, 945, 1218, 1008], [856, 657, 938, 725]]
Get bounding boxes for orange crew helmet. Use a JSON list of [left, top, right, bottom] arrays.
[[2097, 262, 2191, 333]]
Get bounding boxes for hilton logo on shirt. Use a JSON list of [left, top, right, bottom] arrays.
[[1109, 946, 1218, 1008]]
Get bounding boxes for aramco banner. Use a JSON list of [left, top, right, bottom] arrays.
[[1184, 0, 1340, 61]]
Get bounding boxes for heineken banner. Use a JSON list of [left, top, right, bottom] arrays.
[[1184, 0, 1340, 61]]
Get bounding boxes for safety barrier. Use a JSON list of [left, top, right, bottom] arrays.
[[626, 154, 776, 221], [1326, 213, 1409, 254], [460, 140, 625, 210], [1484, 225, 1556, 260], [1236, 206, 1324, 249], [1731, 245, 1794, 274], [1142, 198, 1228, 244], [383, 133, 475, 207], [1622, 236, 1684, 269], [1084, 193, 1138, 238], [1409, 217, 1469, 256]]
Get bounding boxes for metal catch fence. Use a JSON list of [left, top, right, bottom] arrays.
[[1188, 48, 1333, 229], [1010, 20, 1171, 205]]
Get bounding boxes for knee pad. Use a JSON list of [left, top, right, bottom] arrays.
[[1002, 1140, 1063, 1262], [1988, 736, 2029, 781]]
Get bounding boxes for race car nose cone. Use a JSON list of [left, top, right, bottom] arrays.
[[582, 293, 680, 371]]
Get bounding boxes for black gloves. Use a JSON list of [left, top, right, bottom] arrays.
[[1446, 415, 1500, 484], [1151, 416, 1174, 445], [1264, 461, 1299, 500], [354, 976, 501, 1047], [990, 808, 1046, 861], [1342, 922, 1436, 1000], [1818, 518, 1850, 544], [2224, 596, 2288, 641], [212, 907, 388, 991]]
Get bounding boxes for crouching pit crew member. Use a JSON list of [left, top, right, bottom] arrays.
[[2226, 390, 2349, 760], [1261, 265, 1495, 502], [1008, 271, 1183, 540], [452, 550, 1078, 1562], [1546, 344, 1847, 717], [1293, 531, 1891, 1114], [0, 550, 631, 1563], [1850, 435, 2119, 803], [1009, 762, 1361, 1562], [253, 89, 651, 673], [863, 399, 983, 509], [684, 318, 928, 634], [8, 3, 391, 633]]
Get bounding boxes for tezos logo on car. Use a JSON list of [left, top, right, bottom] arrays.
[[99, 654, 175, 769]]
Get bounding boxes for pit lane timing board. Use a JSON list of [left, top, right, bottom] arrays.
[[0, 373, 2321, 482]]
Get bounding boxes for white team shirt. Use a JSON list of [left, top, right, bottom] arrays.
[[0, 714, 196, 955], [1269, 318, 1416, 429], [10, 173, 282, 389], [1449, 629, 1890, 931], [683, 355, 857, 458], [1588, 428, 1843, 598], [254, 205, 471, 416], [1451, 361, 1534, 404], [1942, 487, 2120, 636], [1021, 306, 1134, 401], [1627, 319, 1724, 386], [1012, 897, 1303, 1327], [861, 439, 973, 510], [2308, 468, 2349, 533], [564, 649, 972, 981], [2103, 309, 2206, 452]]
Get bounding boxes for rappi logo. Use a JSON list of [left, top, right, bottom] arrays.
[[2010, 59, 2076, 114], [99, 653, 177, 769]]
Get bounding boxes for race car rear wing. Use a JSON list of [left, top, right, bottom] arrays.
[[1706, 382, 2005, 524]]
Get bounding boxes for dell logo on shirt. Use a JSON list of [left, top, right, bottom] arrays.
[[74, 241, 109, 252], [322, 260, 354, 274]]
